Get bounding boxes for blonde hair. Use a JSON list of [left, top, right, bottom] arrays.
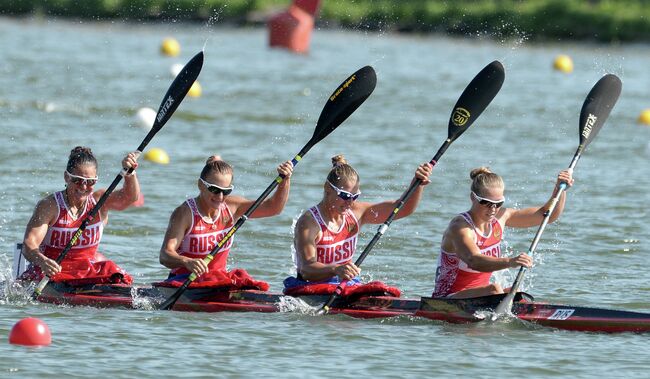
[[326, 154, 358, 186], [470, 167, 504, 195], [200, 155, 233, 180]]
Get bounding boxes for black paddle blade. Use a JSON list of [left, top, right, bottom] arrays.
[[578, 74, 622, 149], [308, 66, 377, 148], [448, 60, 505, 142], [150, 51, 204, 132]]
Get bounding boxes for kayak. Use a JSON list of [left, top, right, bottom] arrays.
[[417, 293, 650, 333], [35, 282, 650, 332], [36, 282, 419, 319]]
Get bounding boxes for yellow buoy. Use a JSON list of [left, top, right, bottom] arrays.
[[188, 81, 202, 98], [638, 109, 650, 125], [160, 38, 180, 57], [143, 148, 170, 165], [553, 54, 573, 73]]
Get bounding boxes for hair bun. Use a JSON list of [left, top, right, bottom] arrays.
[[70, 146, 92, 157], [469, 166, 493, 180], [206, 155, 222, 164], [331, 154, 348, 167]]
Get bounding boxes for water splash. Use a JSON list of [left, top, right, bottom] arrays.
[[130, 286, 160, 311], [0, 253, 35, 306], [276, 295, 314, 314]]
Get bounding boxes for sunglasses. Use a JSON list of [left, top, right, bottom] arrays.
[[200, 177, 234, 196], [66, 171, 98, 186], [472, 191, 504, 208], [327, 180, 361, 201]]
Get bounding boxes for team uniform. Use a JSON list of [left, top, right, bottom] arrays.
[[433, 212, 503, 297], [284, 205, 359, 289], [20, 190, 131, 285], [167, 198, 234, 279], [283, 205, 403, 297]]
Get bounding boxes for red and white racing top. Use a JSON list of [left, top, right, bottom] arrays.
[[433, 212, 503, 297], [171, 198, 234, 275], [296, 205, 359, 271], [41, 191, 103, 261]]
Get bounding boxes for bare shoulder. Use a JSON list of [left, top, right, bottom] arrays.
[[447, 214, 471, 234], [165, 202, 192, 227], [295, 210, 318, 232], [32, 194, 58, 220]]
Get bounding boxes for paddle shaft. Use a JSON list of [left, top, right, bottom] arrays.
[[318, 139, 452, 313], [493, 150, 580, 315]]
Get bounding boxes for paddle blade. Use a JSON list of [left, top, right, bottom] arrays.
[[448, 60, 505, 142], [309, 66, 377, 148], [578, 74, 622, 149], [152, 51, 204, 132]]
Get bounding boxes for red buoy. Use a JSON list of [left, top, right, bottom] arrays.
[[9, 318, 52, 346], [268, 0, 321, 54]]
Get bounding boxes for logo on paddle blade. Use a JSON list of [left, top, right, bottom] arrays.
[[157, 96, 175, 123], [330, 75, 356, 102], [582, 113, 597, 139], [452, 107, 470, 127]]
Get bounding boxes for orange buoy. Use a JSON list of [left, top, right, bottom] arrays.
[[9, 318, 52, 346], [268, 0, 321, 54]]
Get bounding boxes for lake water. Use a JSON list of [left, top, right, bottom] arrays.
[[1, 16, 650, 378]]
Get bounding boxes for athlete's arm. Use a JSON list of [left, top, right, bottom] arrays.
[[294, 213, 360, 281], [449, 220, 531, 272], [159, 204, 208, 276], [229, 161, 293, 220], [101, 151, 141, 212], [22, 197, 61, 277], [504, 169, 574, 228], [358, 163, 432, 225]]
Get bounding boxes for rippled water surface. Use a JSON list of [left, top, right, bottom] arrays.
[[1, 16, 650, 378]]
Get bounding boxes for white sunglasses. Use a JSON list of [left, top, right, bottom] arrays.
[[66, 171, 98, 186]]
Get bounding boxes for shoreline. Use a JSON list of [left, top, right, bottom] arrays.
[[2, 0, 650, 43]]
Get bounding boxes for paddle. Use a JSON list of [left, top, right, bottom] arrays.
[[492, 74, 622, 318], [32, 51, 204, 299], [316, 61, 506, 315], [158, 65, 378, 310]]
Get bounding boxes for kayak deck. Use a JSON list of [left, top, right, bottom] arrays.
[[36, 283, 650, 332], [418, 293, 650, 333]]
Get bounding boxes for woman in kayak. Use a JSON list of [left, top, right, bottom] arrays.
[[432, 166, 574, 299], [159, 155, 293, 284], [286, 154, 432, 293], [21, 146, 140, 285]]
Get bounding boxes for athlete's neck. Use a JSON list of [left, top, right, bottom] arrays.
[[63, 188, 88, 212], [317, 202, 344, 227], [467, 209, 493, 234], [196, 196, 220, 220]]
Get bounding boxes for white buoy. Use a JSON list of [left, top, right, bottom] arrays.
[[133, 107, 157, 131], [170, 63, 184, 78]]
